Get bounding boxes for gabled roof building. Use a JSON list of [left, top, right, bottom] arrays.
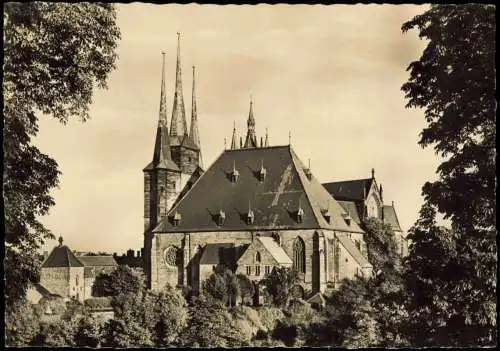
[[143, 36, 405, 298]]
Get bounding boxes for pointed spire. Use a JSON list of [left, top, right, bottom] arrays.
[[159, 51, 168, 127], [170, 32, 188, 139], [289, 131, 291, 145], [152, 52, 177, 170], [189, 65, 200, 149], [231, 121, 237, 149], [224, 137, 227, 150], [371, 168, 375, 179], [58, 236, 63, 247], [244, 96, 258, 148], [240, 136, 243, 148], [265, 128, 269, 147]]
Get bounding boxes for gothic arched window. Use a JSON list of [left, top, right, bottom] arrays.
[[255, 252, 261, 263], [293, 237, 306, 274], [272, 232, 281, 246]]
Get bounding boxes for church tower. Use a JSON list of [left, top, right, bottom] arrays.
[[143, 52, 181, 287]]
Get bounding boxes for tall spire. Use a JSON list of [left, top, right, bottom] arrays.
[[231, 121, 237, 149], [159, 51, 168, 127], [189, 65, 200, 148], [244, 96, 258, 148], [170, 32, 188, 139], [152, 52, 177, 170]]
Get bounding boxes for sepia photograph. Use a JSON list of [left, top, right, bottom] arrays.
[[3, 3, 496, 348]]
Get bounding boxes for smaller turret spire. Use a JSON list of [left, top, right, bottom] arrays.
[[231, 121, 237, 149], [244, 96, 258, 148]]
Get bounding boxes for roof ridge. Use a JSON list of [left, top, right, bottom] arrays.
[[224, 145, 290, 153], [323, 178, 372, 185]]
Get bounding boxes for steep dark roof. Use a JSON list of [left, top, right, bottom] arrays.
[[383, 205, 403, 232], [337, 201, 362, 224], [199, 243, 235, 265], [322, 178, 373, 201], [337, 233, 372, 268], [42, 245, 84, 268], [32, 283, 61, 298], [154, 145, 364, 234], [77, 256, 118, 267]]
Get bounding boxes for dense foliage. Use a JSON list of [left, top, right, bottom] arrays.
[[401, 4, 496, 346], [3, 2, 120, 309], [261, 266, 300, 308], [362, 217, 399, 272]]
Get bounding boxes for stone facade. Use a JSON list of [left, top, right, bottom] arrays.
[[149, 228, 371, 297]]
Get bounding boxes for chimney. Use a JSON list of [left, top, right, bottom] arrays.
[[137, 250, 140, 258], [127, 249, 134, 258], [260, 137, 263, 147]]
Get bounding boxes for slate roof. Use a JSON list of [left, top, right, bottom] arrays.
[[337, 233, 372, 268], [154, 145, 364, 234], [77, 256, 118, 267], [42, 245, 85, 268], [257, 237, 293, 265], [322, 178, 373, 201], [337, 201, 362, 224], [383, 205, 403, 232], [33, 283, 61, 298], [199, 243, 236, 265]]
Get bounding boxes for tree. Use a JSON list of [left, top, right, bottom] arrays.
[[261, 266, 300, 308], [202, 265, 240, 307], [153, 285, 189, 346], [104, 291, 156, 347], [237, 273, 255, 305], [5, 299, 42, 346], [362, 217, 399, 272], [107, 265, 145, 296], [3, 2, 120, 309], [179, 295, 249, 347], [401, 4, 496, 346]]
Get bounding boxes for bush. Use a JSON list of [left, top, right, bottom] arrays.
[[256, 306, 285, 332], [84, 297, 112, 310]]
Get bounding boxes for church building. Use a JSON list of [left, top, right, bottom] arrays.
[[143, 35, 405, 298]]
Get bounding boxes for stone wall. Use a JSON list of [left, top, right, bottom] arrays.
[[40, 267, 70, 298], [150, 228, 371, 295], [69, 267, 85, 302]]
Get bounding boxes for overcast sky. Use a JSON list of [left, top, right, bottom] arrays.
[[34, 4, 438, 254]]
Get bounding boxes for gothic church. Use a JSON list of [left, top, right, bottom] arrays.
[[143, 35, 405, 298]]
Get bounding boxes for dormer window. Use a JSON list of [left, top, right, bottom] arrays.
[[230, 161, 239, 183], [246, 209, 255, 225], [217, 210, 226, 226], [258, 160, 267, 182], [296, 206, 304, 224], [321, 209, 331, 223], [172, 211, 182, 226], [342, 212, 352, 226]]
